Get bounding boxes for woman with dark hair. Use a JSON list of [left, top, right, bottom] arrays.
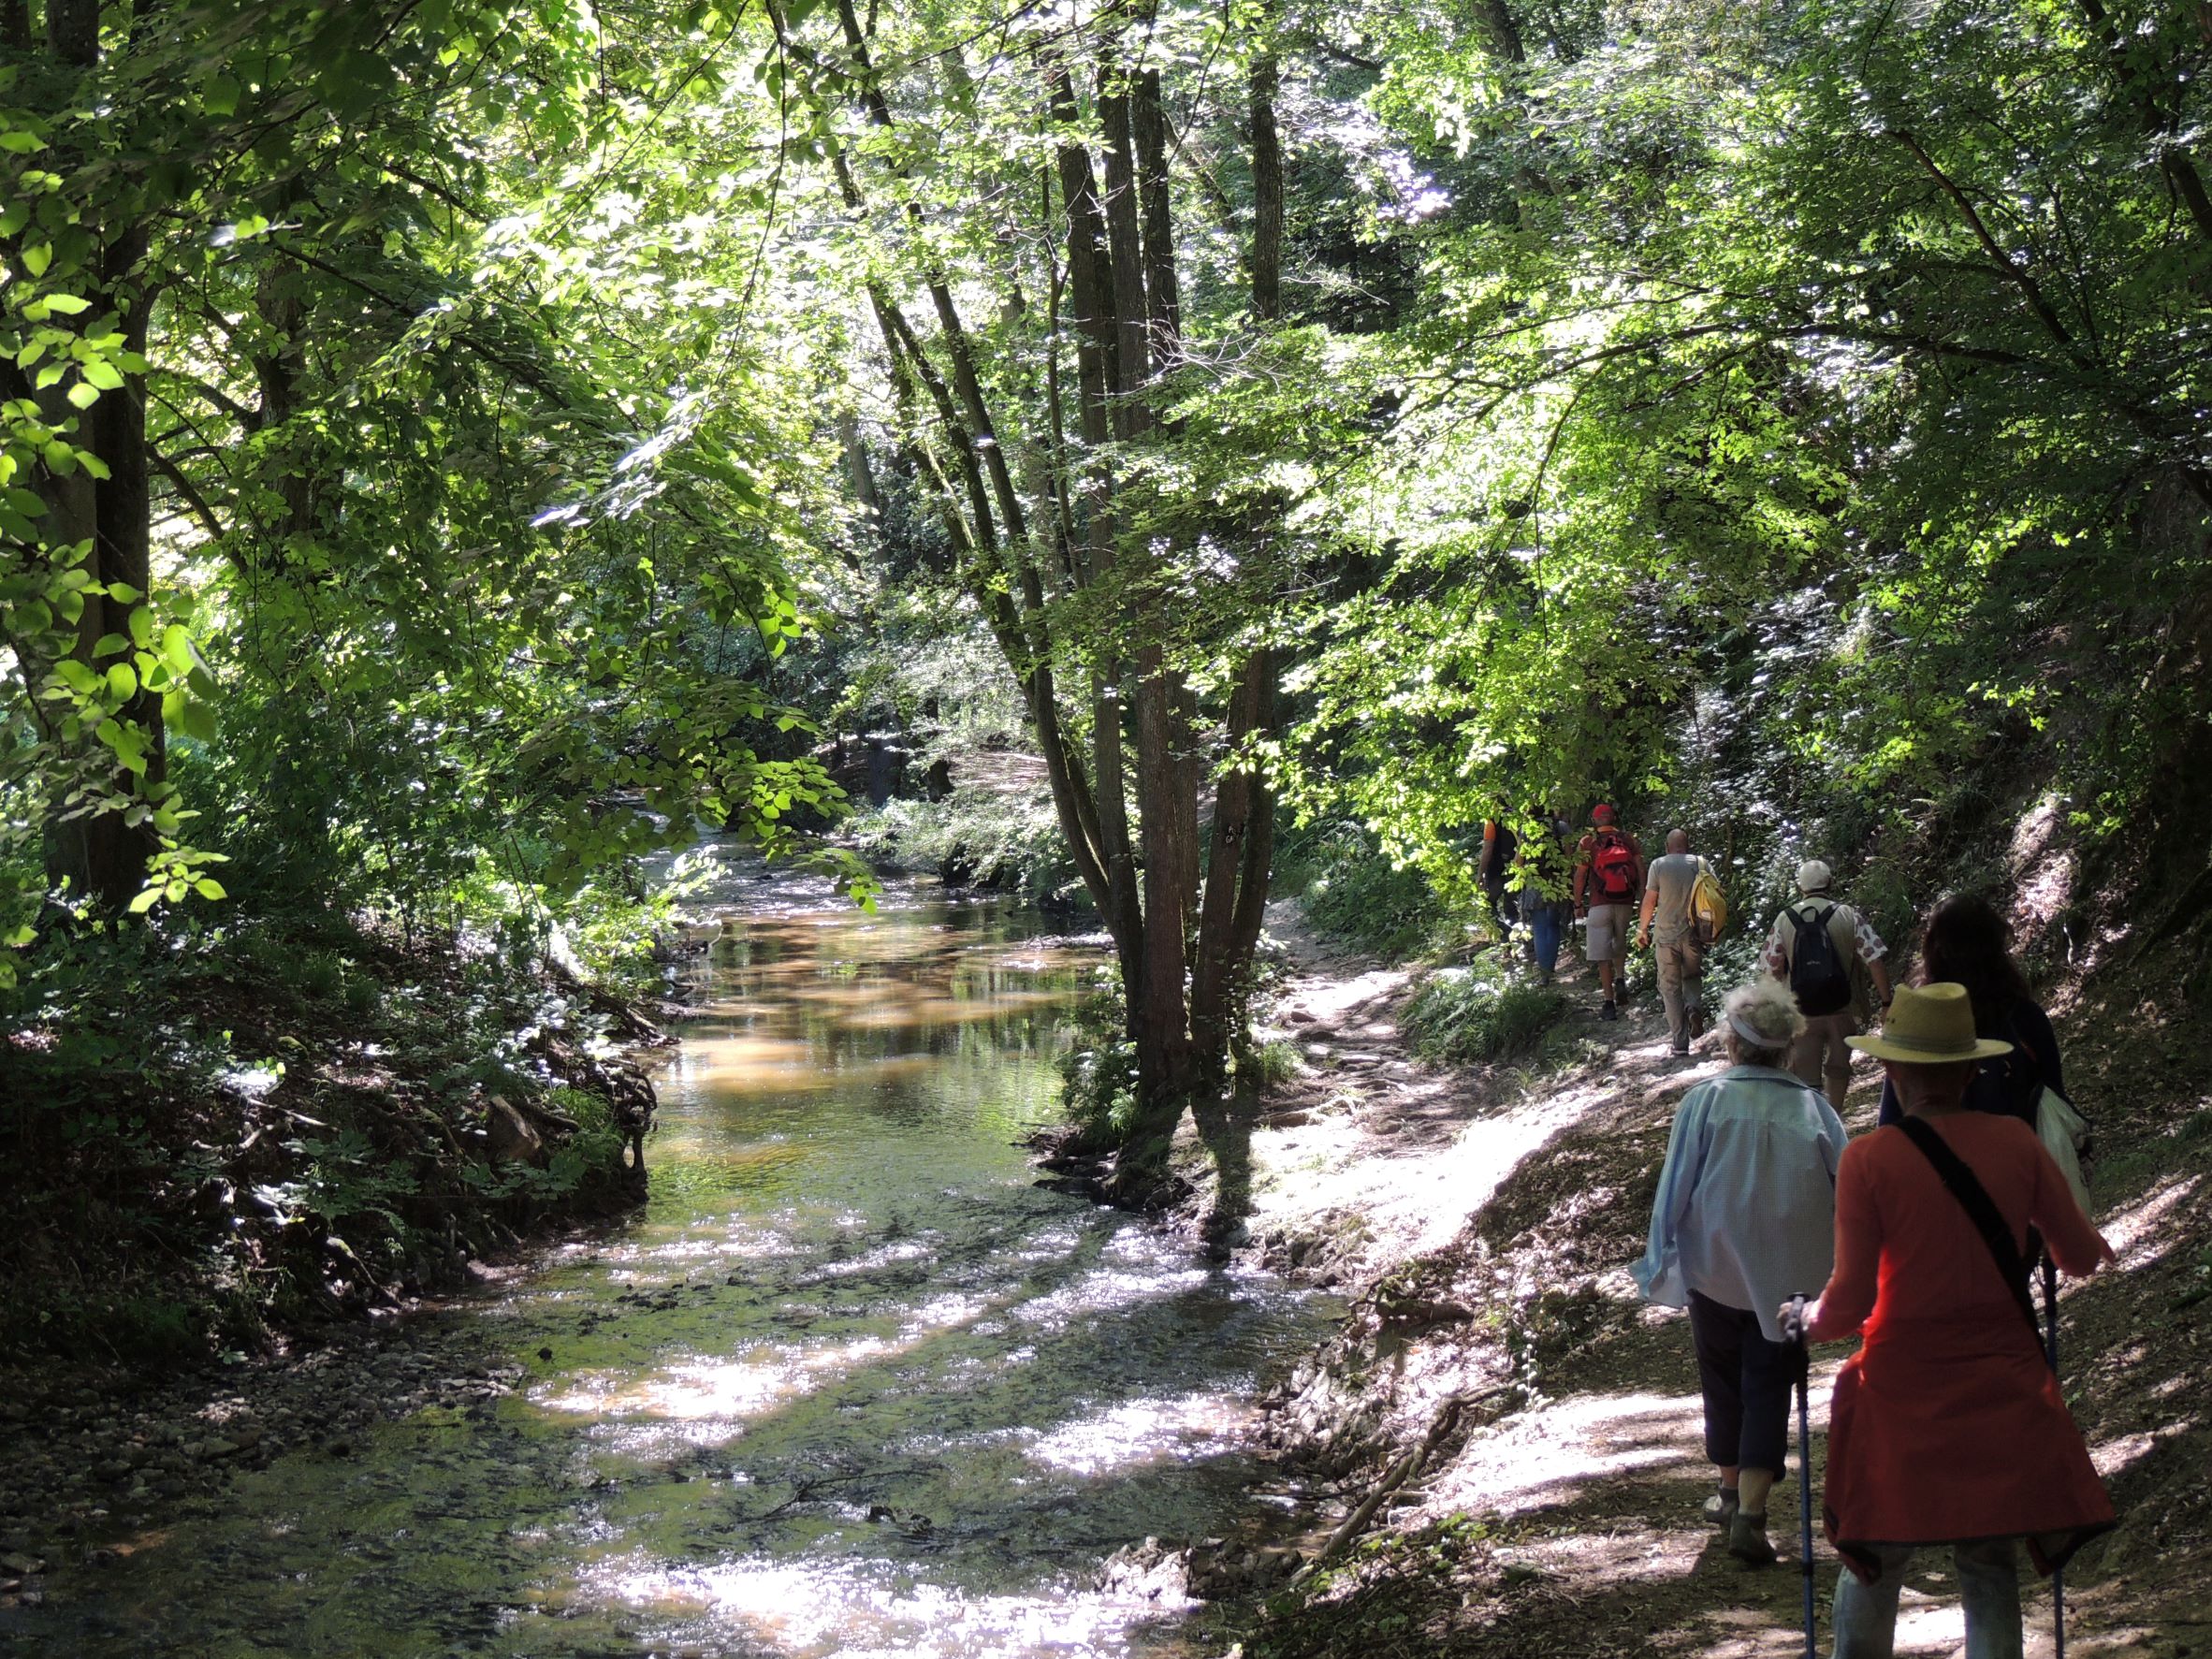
[[1877, 894, 2064, 1127]]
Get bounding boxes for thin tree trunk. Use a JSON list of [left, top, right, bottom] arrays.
[[1248, 46, 1285, 318], [1186, 18, 1289, 1080], [36, 0, 163, 910], [1130, 61, 1203, 955], [1099, 59, 1200, 1113], [1049, 56, 1144, 967]]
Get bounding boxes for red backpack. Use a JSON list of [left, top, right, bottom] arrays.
[[1590, 829, 1637, 902]]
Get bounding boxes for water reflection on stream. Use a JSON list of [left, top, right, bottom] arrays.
[[33, 864, 1330, 1657]]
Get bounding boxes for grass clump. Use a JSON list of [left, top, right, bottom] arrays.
[[1403, 964, 1567, 1065]]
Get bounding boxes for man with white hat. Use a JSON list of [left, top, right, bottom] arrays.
[[1762, 859, 1893, 1106]]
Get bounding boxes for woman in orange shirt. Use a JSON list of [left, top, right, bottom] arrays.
[[1791, 983, 2114, 1659]]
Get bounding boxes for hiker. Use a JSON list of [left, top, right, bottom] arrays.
[[1762, 861, 1892, 1106], [1513, 808, 1576, 985], [1637, 828, 1710, 1057], [1478, 816, 1520, 944], [1573, 805, 1645, 1020], [1635, 979, 1846, 1565], [1789, 982, 2115, 1659], [1876, 893, 2065, 1128]]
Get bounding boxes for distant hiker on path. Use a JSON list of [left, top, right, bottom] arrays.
[[1478, 816, 1519, 945], [1637, 829, 1710, 1057], [1574, 805, 1645, 1021], [1789, 982, 2115, 1659], [1514, 808, 1575, 985], [1763, 861, 1892, 1106], [1635, 979, 1846, 1564], [1876, 894, 2066, 1129]]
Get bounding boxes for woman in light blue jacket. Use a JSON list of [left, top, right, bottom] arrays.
[[1635, 978, 1847, 1565]]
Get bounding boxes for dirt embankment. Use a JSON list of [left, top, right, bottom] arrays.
[[1179, 903, 2212, 1658]]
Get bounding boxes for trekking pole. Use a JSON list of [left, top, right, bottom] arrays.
[[2042, 1252, 2066, 1659], [1790, 1294, 1816, 1659]]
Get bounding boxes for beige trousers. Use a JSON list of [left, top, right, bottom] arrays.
[[1791, 1009, 1857, 1106], [1655, 937, 1705, 1052]]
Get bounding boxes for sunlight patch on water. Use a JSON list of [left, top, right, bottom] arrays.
[[582, 1556, 1187, 1659], [1009, 1265, 1213, 1331], [1024, 1391, 1255, 1477]]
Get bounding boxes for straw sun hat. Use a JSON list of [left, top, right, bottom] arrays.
[[1845, 982, 2013, 1064]]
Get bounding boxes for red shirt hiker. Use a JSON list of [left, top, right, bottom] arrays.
[[1806, 1110, 2116, 1577]]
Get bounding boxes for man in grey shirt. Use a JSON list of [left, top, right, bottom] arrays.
[[1637, 829, 1709, 1057]]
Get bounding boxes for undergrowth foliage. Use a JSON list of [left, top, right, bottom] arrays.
[[0, 908, 648, 1364], [1402, 966, 1568, 1067]]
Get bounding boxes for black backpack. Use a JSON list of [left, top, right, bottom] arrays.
[[1788, 903, 1852, 1016]]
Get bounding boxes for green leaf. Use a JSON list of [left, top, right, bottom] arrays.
[[22, 243, 51, 277], [106, 662, 138, 700], [204, 73, 242, 117], [128, 886, 163, 914], [66, 381, 100, 410], [54, 659, 98, 695], [39, 292, 91, 314], [82, 357, 124, 391], [194, 878, 227, 901], [127, 605, 153, 648]]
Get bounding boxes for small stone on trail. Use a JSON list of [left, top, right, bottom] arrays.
[[537, 1346, 554, 1361]]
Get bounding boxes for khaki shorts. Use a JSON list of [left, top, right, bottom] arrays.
[[1585, 903, 1631, 966]]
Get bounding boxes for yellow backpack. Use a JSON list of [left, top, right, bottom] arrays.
[[1690, 858, 1728, 943]]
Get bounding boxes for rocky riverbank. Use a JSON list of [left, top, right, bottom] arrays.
[[0, 1296, 535, 1610]]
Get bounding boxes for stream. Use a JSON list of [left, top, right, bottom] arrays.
[[21, 862, 1333, 1657]]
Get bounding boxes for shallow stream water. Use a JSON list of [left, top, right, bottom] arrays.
[[24, 863, 1330, 1657]]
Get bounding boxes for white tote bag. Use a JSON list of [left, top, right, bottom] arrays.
[[2034, 1084, 2093, 1217]]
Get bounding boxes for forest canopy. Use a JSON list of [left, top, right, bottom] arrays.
[[5, 0, 2210, 1155]]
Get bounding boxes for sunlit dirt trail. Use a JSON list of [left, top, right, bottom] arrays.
[[1222, 908, 2194, 1658]]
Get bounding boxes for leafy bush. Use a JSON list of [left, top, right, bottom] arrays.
[[848, 778, 1084, 907], [1403, 965, 1568, 1066], [1277, 820, 1461, 962], [1056, 985, 1141, 1148]]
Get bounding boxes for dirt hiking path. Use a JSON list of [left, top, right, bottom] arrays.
[[1198, 904, 2212, 1659]]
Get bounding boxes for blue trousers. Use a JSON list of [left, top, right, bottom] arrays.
[[1527, 901, 1564, 975], [1833, 1539, 2023, 1658]]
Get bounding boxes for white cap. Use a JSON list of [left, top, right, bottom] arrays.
[[1797, 859, 1833, 893]]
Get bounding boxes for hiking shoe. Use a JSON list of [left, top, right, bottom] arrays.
[[1701, 1487, 1739, 1527], [1727, 1510, 1776, 1565], [1688, 1005, 1708, 1040], [1600, 999, 1618, 1022]]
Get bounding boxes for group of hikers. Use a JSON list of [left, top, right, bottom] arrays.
[[1484, 807, 2108, 1656], [1482, 807, 1895, 1082]]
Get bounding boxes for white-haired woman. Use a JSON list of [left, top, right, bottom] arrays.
[[1636, 979, 1848, 1564]]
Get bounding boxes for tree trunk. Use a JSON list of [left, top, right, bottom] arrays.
[[1049, 57, 1144, 973], [35, 0, 165, 911], [1184, 16, 1289, 1084]]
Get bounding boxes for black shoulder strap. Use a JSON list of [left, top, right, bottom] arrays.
[[1895, 1118, 2040, 1338]]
